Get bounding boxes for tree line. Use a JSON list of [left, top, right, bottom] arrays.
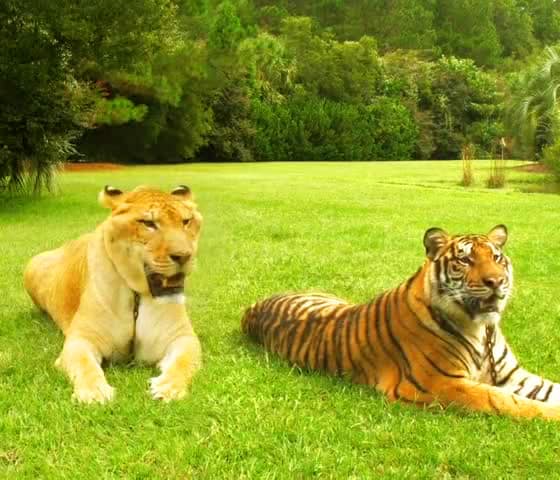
[[2, 0, 560, 191]]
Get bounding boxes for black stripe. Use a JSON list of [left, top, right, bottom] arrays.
[[384, 290, 428, 394], [333, 316, 345, 375], [441, 256, 450, 283], [345, 307, 361, 375], [543, 384, 554, 402], [423, 354, 465, 379], [299, 311, 325, 367], [514, 377, 528, 394], [404, 294, 471, 372], [374, 294, 392, 357], [356, 304, 376, 368], [404, 268, 421, 290], [264, 297, 290, 345], [434, 259, 442, 287], [365, 299, 379, 356], [433, 308, 481, 368], [317, 316, 334, 372], [494, 346, 509, 371], [527, 379, 544, 400], [496, 365, 519, 386], [285, 317, 306, 361]]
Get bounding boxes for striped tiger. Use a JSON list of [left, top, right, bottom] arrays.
[[242, 225, 560, 420]]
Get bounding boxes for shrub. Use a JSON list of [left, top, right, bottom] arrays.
[[460, 143, 475, 186], [543, 139, 560, 181], [251, 94, 417, 161]]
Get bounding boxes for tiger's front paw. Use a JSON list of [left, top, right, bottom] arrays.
[[149, 374, 188, 402], [72, 382, 115, 404]]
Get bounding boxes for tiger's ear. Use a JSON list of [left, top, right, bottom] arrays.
[[98, 185, 125, 209], [171, 185, 192, 201], [423, 227, 449, 260], [487, 224, 508, 248]]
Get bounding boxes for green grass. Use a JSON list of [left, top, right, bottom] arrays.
[[1, 160, 560, 479]]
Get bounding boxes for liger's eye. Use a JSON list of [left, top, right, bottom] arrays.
[[183, 218, 191, 226], [138, 219, 157, 230]]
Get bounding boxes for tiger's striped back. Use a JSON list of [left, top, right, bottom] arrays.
[[243, 293, 358, 376]]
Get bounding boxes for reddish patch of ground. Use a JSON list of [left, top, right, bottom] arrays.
[[64, 162, 124, 172], [510, 162, 550, 174]]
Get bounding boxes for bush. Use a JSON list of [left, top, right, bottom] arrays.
[[251, 94, 417, 161], [543, 139, 560, 181]]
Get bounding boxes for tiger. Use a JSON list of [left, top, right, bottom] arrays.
[[242, 225, 560, 420]]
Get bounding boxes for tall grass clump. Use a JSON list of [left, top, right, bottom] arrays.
[[486, 139, 507, 188], [543, 139, 560, 182], [460, 143, 475, 186]]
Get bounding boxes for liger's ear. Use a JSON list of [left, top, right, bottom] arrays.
[[171, 185, 192, 201], [487, 224, 508, 248], [423, 227, 449, 260], [98, 185, 124, 209]]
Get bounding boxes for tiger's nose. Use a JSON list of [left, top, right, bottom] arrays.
[[483, 275, 504, 289], [170, 253, 191, 266]]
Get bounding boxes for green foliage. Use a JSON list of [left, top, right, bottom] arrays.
[[79, 41, 213, 163], [7, 0, 560, 183], [436, 0, 503, 68], [506, 46, 560, 160], [209, 1, 246, 51], [252, 93, 417, 161], [494, 0, 536, 59], [526, 0, 560, 45], [0, 0, 183, 192], [431, 56, 503, 158], [543, 137, 560, 180], [383, 52, 503, 159], [92, 97, 148, 126], [281, 18, 383, 102], [0, 1, 86, 192]]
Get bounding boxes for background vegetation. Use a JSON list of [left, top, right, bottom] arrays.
[[2, 162, 559, 478], [5, 0, 560, 191]]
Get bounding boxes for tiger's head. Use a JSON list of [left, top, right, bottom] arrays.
[[98, 185, 203, 301], [423, 225, 513, 326]]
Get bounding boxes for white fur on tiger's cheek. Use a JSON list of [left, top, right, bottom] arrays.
[[155, 293, 186, 305]]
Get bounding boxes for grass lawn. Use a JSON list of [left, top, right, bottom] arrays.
[[2, 160, 560, 479]]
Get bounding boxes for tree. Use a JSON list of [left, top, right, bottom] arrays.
[[0, 1, 85, 192], [525, 0, 560, 46], [507, 46, 560, 160], [0, 0, 182, 192], [436, 0, 502, 68], [494, 0, 536, 59]]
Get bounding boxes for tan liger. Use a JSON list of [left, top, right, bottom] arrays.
[[24, 185, 203, 404]]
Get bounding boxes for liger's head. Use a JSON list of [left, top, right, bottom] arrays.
[[423, 225, 512, 325], [98, 185, 203, 300]]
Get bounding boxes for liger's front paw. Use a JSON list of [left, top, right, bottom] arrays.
[[72, 382, 115, 404], [149, 374, 188, 402]]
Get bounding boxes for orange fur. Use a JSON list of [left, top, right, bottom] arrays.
[[24, 185, 203, 403], [243, 226, 560, 420]]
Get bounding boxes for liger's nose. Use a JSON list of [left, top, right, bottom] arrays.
[[170, 253, 191, 266]]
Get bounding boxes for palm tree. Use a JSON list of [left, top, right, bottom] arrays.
[[507, 46, 560, 160]]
